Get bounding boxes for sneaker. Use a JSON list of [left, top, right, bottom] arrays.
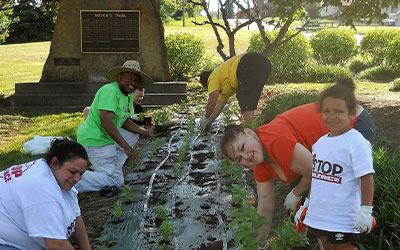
[[99, 185, 120, 198]]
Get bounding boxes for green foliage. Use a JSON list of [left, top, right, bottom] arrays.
[[161, 218, 175, 240], [200, 56, 223, 72], [360, 29, 400, 65], [6, 0, 58, 43], [348, 58, 375, 74], [154, 205, 168, 220], [0, 7, 15, 44], [387, 35, 400, 71], [218, 158, 243, 182], [357, 66, 399, 82], [160, 0, 177, 24], [154, 240, 166, 250], [359, 148, 400, 249], [299, 63, 352, 83], [230, 184, 268, 250], [389, 78, 400, 92], [94, 236, 115, 250], [153, 110, 169, 125], [113, 200, 123, 219], [310, 29, 357, 65], [247, 30, 311, 83], [122, 185, 132, 201], [150, 138, 161, 160], [258, 91, 318, 124], [270, 218, 307, 249], [165, 33, 205, 80]]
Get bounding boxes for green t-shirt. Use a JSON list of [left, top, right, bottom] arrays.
[[77, 82, 134, 146]]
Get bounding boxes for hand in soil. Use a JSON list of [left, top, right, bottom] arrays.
[[124, 147, 140, 164]]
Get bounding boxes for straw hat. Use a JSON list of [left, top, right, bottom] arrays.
[[106, 60, 153, 89]]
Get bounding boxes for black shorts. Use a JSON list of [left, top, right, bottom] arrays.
[[307, 227, 361, 246], [236, 52, 272, 112]]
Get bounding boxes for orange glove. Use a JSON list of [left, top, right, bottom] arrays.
[[295, 197, 309, 232]]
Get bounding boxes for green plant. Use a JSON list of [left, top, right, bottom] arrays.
[[172, 162, 181, 177], [113, 200, 123, 219], [122, 185, 132, 201], [150, 138, 161, 160], [230, 184, 268, 250], [299, 63, 352, 83], [161, 218, 175, 240], [94, 236, 115, 250], [154, 205, 168, 220], [360, 28, 400, 65], [348, 58, 375, 74], [310, 29, 357, 66], [200, 56, 223, 72], [389, 78, 400, 92], [138, 113, 145, 121], [153, 111, 169, 126], [357, 66, 399, 82], [387, 35, 400, 71], [165, 32, 205, 79], [359, 148, 400, 249], [219, 158, 243, 181], [247, 30, 311, 83], [154, 239, 166, 250], [270, 218, 307, 249]]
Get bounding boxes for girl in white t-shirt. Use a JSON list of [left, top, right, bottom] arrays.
[[0, 138, 92, 250], [296, 84, 375, 250]]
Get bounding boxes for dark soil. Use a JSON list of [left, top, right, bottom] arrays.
[[78, 91, 400, 248]]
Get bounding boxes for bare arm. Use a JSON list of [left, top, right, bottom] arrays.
[[290, 143, 313, 196], [256, 179, 275, 242], [71, 216, 91, 250], [121, 117, 155, 137], [100, 110, 139, 163], [361, 174, 374, 206], [205, 90, 219, 120], [44, 238, 74, 250]]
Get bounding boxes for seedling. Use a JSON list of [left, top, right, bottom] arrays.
[[154, 205, 168, 220], [150, 138, 161, 160], [154, 240, 166, 250], [94, 236, 115, 250], [219, 158, 243, 181], [270, 218, 307, 250], [123, 185, 132, 201], [230, 184, 268, 250], [161, 218, 175, 240], [113, 200, 123, 219], [172, 162, 181, 177], [138, 113, 145, 121], [159, 193, 166, 202]]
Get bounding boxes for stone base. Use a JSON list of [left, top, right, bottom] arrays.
[[10, 82, 187, 113]]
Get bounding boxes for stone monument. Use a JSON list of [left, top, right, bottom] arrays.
[[11, 0, 187, 113]]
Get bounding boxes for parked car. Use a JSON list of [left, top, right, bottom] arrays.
[[383, 18, 396, 26]]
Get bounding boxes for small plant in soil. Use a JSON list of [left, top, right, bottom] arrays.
[[161, 218, 175, 240], [159, 193, 166, 202], [230, 184, 268, 250], [219, 158, 243, 181], [172, 162, 181, 177], [154, 240, 166, 250], [94, 235, 116, 250], [123, 185, 132, 201], [150, 138, 161, 160], [154, 205, 168, 220], [270, 218, 307, 250], [113, 200, 123, 219]]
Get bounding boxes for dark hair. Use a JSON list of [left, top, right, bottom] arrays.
[[199, 70, 213, 89], [220, 125, 247, 157], [319, 84, 356, 113], [336, 77, 355, 92], [45, 138, 88, 167]]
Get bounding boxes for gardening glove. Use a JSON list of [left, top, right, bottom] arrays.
[[199, 116, 211, 131], [295, 197, 309, 232], [284, 188, 302, 212], [354, 205, 376, 234]]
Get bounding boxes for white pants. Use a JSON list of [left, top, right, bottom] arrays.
[[75, 128, 139, 193]]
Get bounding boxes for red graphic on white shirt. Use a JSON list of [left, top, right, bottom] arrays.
[[0, 160, 36, 183]]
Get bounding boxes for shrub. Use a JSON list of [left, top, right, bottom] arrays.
[[348, 58, 375, 74], [387, 35, 400, 71], [310, 29, 357, 65], [165, 33, 205, 80], [360, 29, 400, 66], [389, 78, 400, 92], [299, 64, 352, 83], [200, 56, 223, 72], [357, 66, 399, 82], [247, 29, 311, 83]]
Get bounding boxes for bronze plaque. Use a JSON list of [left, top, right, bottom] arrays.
[[80, 10, 140, 53]]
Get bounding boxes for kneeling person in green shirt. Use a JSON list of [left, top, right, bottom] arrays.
[[75, 60, 156, 194]]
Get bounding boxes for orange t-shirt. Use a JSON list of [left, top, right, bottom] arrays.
[[253, 103, 330, 184]]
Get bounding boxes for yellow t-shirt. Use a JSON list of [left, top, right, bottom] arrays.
[[207, 54, 243, 102]]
